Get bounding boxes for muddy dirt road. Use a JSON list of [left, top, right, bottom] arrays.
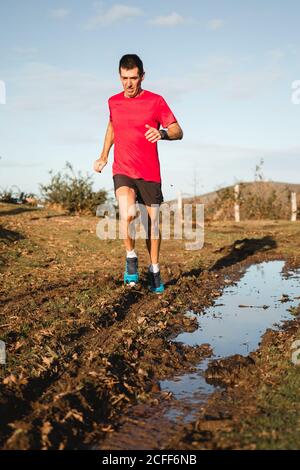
[[1, 203, 300, 449]]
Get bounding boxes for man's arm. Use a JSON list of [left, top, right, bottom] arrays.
[[93, 120, 114, 173], [144, 122, 183, 143], [163, 122, 183, 140]]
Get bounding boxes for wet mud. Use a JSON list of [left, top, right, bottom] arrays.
[[1, 207, 300, 450]]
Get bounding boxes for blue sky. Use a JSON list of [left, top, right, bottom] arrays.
[[0, 0, 300, 201]]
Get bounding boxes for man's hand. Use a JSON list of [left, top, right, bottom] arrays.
[[144, 124, 161, 143], [93, 156, 108, 173]]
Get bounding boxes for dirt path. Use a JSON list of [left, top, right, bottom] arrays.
[[1, 203, 300, 449]]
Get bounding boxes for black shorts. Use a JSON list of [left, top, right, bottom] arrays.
[[113, 174, 164, 206]]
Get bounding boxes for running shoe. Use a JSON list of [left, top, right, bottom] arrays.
[[124, 257, 139, 286], [148, 269, 165, 293]]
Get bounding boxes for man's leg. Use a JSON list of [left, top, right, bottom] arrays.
[[133, 177, 164, 292], [145, 204, 164, 293], [116, 186, 137, 250], [145, 204, 161, 264], [115, 186, 139, 284]]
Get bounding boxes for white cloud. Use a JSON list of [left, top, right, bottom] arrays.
[[84, 4, 143, 29], [267, 49, 285, 60], [8, 55, 284, 125], [56, 130, 99, 145], [207, 18, 224, 30], [148, 56, 283, 103], [9, 62, 115, 114], [174, 141, 300, 167], [226, 68, 283, 100], [194, 53, 285, 100], [12, 46, 38, 55], [149, 12, 188, 27], [148, 56, 232, 100], [0, 160, 41, 168], [49, 8, 70, 19], [0, 80, 6, 104]]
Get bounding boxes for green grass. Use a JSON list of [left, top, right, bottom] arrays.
[[219, 336, 300, 450], [238, 367, 300, 449]]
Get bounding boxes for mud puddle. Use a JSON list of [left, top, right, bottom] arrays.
[[98, 260, 300, 449], [161, 260, 300, 420]]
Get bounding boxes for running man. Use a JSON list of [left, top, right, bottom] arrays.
[[93, 54, 183, 293]]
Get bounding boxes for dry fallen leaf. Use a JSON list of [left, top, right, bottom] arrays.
[[42, 356, 54, 367], [3, 374, 17, 385], [62, 409, 84, 423], [41, 421, 53, 449]]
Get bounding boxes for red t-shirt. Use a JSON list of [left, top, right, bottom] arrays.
[[108, 89, 177, 183]]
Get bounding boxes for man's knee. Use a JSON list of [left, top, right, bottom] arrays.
[[120, 213, 138, 224], [148, 225, 160, 239]]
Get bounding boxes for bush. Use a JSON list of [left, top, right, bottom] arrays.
[[239, 182, 288, 220], [0, 188, 14, 203], [0, 188, 36, 204], [203, 182, 291, 221], [39, 162, 108, 215]]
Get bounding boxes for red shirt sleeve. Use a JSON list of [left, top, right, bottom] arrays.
[[108, 99, 112, 122], [156, 96, 177, 128]]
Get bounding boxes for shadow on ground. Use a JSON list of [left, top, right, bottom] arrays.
[[0, 207, 38, 216], [0, 207, 69, 219], [210, 236, 277, 271], [0, 225, 25, 242], [165, 235, 277, 288]]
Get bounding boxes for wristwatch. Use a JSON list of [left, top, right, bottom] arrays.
[[159, 129, 169, 140]]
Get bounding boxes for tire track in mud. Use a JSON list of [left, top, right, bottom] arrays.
[[0, 270, 176, 449], [35, 273, 212, 450], [96, 252, 287, 450], [1, 238, 280, 449], [0, 269, 114, 307], [1, 258, 214, 449], [0, 266, 241, 449]]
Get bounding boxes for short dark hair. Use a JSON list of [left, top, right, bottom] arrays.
[[119, 54, 144, 76]]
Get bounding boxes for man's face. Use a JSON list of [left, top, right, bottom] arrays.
[[120, 67, 144, 98]]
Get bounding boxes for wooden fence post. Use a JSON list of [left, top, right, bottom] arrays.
[[291, 192, 297, 222], [234, 184, 240, 222], [177, 191, 183, 225]]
